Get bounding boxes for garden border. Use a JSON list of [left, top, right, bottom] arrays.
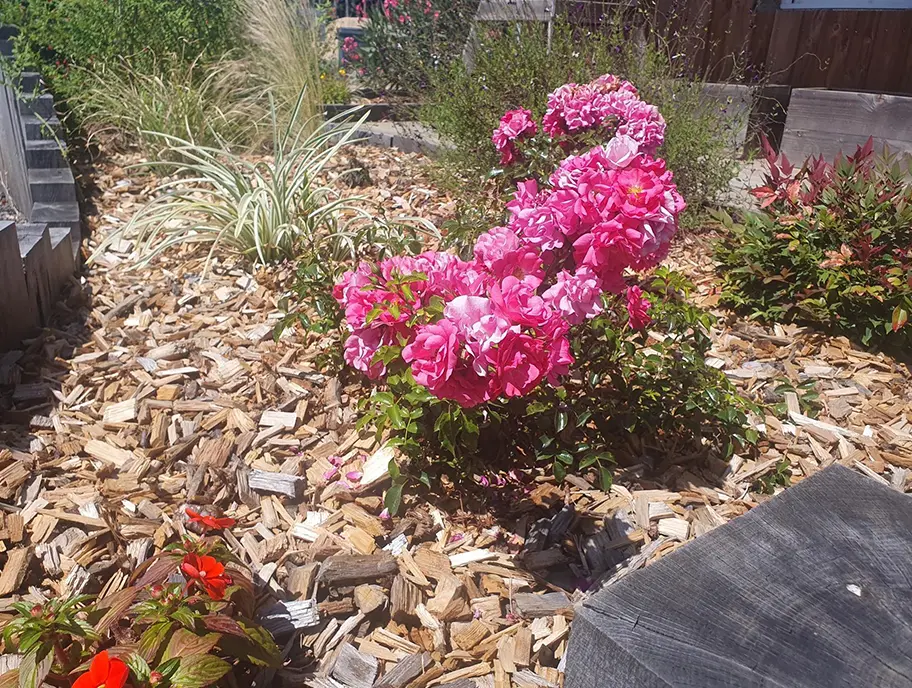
[[0, 25, 80, 349]]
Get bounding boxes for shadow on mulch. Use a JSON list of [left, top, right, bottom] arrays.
[[0, 274, 94, 450]]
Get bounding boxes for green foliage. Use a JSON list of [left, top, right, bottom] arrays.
[[358, 0, 476, 94], [423, 17, 743, 232], [321, 68, 351, 105], [0, 0, 240, 100], [68, 54, 269, 156], [753, 458, 791, 494], [90, 94, 374, 271], [359, 269, 756, 503], [716, 138, 912, 349]]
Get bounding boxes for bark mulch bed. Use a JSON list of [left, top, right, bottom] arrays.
[[0, 147, 909, 687]]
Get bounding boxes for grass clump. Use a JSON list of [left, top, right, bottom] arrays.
[[90, 94, 369, 270]]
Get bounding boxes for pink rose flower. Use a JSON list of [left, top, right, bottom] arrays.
[[344, 328, 387, 379], [402, 319, 460, 391], [626, 285, 651, 330], [490, 276, 551, 328], [495, 332, 549, 397], [444, 295, 513, 374], [542, 267, 604, 325], [492, 108, 538, 166]]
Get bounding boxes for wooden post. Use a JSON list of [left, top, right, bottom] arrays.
[[0, 221, 36, 348]]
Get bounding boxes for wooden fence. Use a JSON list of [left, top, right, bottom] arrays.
[[651, 0, 912, 94]]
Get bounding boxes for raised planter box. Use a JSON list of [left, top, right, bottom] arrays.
[[323, 102, 421, 122]]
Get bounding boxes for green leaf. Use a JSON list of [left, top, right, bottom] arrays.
[[163, 629, 222, 662], [388, 457, 401, 480], [18, 647, 51, 688], [892, 305, 908, 332], [555, 410, 568, 434], [124, 653, 152, 684], [384, 482, 404, 516], [139, 619, 173, 662], [599, 465, 614, 492], [418, 472, 431, 489], [170, 655, 232, 688], [552, 460, 567, 483]]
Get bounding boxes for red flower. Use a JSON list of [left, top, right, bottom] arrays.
[[73, 651, 129, 688], [181, 553, 232, 600], [185, 507, 235, 531]]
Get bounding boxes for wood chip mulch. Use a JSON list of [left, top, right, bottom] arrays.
[[0, 147, 909, 687]]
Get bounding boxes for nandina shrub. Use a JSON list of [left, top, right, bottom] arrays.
[[716, 138, 912, 348], [0, 509, 279, 688], [336, 76, 754, 506]]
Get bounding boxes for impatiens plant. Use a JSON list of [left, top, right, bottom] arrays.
[[0, 508, 279, 688], [716, 137, 912, 348], [335, 76, 754, 505]]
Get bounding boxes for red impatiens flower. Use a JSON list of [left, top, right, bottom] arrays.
[[73, 651, 129, 688], [181, 553, 232, 600], [185, 507, 236, 531]]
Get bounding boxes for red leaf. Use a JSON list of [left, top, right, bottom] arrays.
[[94, 586, 140, 634], [163, 630, 222, 662], [202, 614, 247, 637], [132, 553, 182, 588]]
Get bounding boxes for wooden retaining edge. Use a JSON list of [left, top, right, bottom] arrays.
[[0, 220, 74, 350]]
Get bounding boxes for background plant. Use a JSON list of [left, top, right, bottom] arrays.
[[68, 55, 269, 156], [0, 0, 240, 101], [356, 0, 477, 94], [241, 0, 325, 135], [716, 138, 912, 348], [423, 15, 745, 234]]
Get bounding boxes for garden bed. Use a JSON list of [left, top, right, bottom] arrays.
[[0, 143, 909, 687]]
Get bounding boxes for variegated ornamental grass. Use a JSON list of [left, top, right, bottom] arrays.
[[90, 95, 422, 273]]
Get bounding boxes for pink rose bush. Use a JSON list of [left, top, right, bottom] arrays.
[[492, 74, 667, 171], [335, 75, 683, 408], [492, 109, 538, 166]]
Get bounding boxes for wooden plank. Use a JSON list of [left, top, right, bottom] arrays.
[[20, 226, 54, 325], [319, 553, 398, 587], [0, 222, 36, 348], [781, 89, 912, 163], [564, 466, 912, 688], [764, 11, 804, 85]]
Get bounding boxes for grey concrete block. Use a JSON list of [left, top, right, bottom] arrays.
[[16, 71, 41, 94], [25, 139, 67, 168], [18, 224, 54, 325], [18, 92, 55, 119], [31, 202, 79, 235], [565, 465, 912, 688], [22, 114, 62, 142], [0, 222, 37, 348], [29, 167, 77, 203]]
